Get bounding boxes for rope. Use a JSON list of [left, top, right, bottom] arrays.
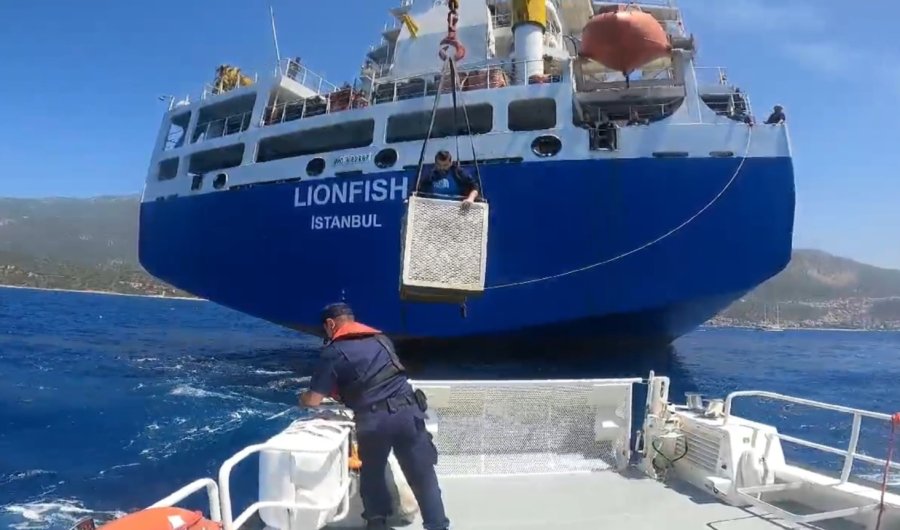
[[449, 61, 485, 196], [876, 413, 900, 530], [411, 57, 485, 199], [485, 127, 754, 290], [412, 60, 451, 193]]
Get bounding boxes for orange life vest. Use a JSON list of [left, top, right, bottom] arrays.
[[99, 507, 220, 530]]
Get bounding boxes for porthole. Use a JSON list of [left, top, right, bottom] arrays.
[[374, 148, 398, 169], [306, 157, 326, 176], [531, 135, 562, 158], [213, 172, 228, 189]]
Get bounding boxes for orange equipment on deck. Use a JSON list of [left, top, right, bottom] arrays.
[[580, 5, 671, 76], [98, 507, 220, 530]]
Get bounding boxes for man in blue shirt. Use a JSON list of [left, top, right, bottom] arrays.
[[417, 150, 479, 205], [299, 303, 449, 530]]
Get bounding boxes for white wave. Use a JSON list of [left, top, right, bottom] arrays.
[[0, 469, 54, 485], [857, 472, 900, 487], [97, 463, 140, 476], [253, 369, 292, 375], [133, 357, 158, 363], [2, 499, 124, 530], [168, 384, 234, 400]]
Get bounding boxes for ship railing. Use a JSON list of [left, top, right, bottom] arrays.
[[261, 87, 372, 127], [149, 477, 222, 522], [594, 0, 676, 7], [217, 426, 355, 530], [725, 390, 900, 524], [278, 57, 339, 96], [192, 111, 253, 143], [694, 66, 731, 86], [725, 390, 900, 484], [201, 72, 260, 101], [370, 58, 569, 105]]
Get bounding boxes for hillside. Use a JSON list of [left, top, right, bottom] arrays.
[[0, 196, 187, 297], [714, 250, 900, 329], [1, 196, 899, 327], [0, 196, 140, 266]]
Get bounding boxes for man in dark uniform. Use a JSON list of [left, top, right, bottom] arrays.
[[299, 303, 450, 530], [417, 150, 479, 205]]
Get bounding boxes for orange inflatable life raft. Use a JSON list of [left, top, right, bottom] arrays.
[[90, 507, 220, 530], [580, 4, 671, 75]]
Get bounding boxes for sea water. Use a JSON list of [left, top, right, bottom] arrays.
[[1, 287, 899, 529]]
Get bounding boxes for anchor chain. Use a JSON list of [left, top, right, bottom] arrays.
[[439, 0, 466, 61]]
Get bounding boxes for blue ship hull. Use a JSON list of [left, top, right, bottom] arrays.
[[139, 156, 794, 348]]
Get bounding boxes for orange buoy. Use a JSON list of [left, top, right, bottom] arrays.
[[580, 5, 671, 76], [99, 507, 220, 530]]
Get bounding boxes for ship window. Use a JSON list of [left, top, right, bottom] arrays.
[[386, 104, 493, 143], [256, 119, 375, 163], [157, 158, 179, 181], [188, 143, 244, 175], [164, 111, 190, 150], [509, 99, 556, 131]]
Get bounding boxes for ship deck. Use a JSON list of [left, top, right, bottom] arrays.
[[322, 471, 814, 530]]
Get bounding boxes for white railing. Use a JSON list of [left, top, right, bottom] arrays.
[[261, 87, 370, 126], [694, 66, 730, 86], [192, 111, 252, 143], [370, 58, 568, 105], [202, 72, 259, 100], [217, 427, 354, 530], [279, 58, 339, 96], [724, 391, 900, 484], [149, 477, 222, 522]]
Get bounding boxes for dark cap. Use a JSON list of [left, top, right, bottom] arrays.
[[320, 302, 354, 323]]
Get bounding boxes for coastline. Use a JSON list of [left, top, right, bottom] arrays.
[[704, 324, 894, 332], [0, 284, 201, 302]]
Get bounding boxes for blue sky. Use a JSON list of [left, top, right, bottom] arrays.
[[1, 0, 898, 268]]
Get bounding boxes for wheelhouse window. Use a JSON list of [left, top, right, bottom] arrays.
[[508, 98, 556, 131], [256, 119, 375, 163], [386, 104, 493, 143], [157, 158, 179, 181]]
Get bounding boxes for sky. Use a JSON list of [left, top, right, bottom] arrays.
[[0, 0, 898, 268]]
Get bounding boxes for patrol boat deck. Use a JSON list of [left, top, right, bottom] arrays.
[[125, 375, 899, 530]]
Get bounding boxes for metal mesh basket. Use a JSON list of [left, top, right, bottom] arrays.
[[412, 379, 636, 476], [400, 196, 489, 298]]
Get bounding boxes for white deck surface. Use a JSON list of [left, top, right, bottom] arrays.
[[325, 471, 807, 530]]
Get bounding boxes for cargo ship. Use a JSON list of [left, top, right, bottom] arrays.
[[139, 0, 794, 349]]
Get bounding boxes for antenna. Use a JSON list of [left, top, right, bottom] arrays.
[[269, 3, 282, 68]]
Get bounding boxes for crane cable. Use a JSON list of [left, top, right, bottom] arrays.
[[411, 0, 484, 198]]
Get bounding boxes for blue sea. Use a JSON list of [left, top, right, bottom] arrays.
[[1, 287, 899, 530]]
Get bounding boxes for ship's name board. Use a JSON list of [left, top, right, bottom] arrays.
[[293, 176, 408, 208], [295, 176, 408, 231]]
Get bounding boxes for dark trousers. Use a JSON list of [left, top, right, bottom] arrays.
[[356, 407, 449, 530]]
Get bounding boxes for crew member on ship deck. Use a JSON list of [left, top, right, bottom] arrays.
[[299, 303, 449, 530], [417, 150, 479, 205], [765, 104, 786, 124]]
